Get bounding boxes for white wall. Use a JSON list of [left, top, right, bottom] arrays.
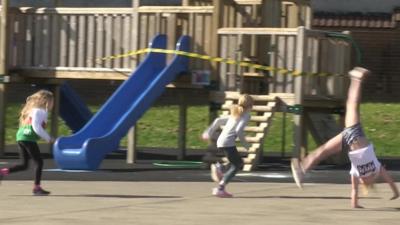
[[312, 0, 400, 13]]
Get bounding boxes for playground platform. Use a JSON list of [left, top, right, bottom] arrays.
[[1, 147, 400, 225]]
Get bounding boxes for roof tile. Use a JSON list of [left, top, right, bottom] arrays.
[[313, 12, 397, 28]]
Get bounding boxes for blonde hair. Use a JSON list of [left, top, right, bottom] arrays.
[[230, 94, 253, 118], [359, 171, 380, 196], [19, 90, 53, 126], [360, 183, 375, 196]]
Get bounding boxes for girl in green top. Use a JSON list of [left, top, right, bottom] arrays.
[[1, 90, 54, 196]]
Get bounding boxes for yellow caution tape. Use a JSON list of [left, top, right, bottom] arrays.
[[97, 48, 344, 77]]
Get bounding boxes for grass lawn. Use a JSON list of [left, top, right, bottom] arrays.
[[5, 102, 400, 157]]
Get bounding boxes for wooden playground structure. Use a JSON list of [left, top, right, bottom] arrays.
[[0, 0, 352, 170]]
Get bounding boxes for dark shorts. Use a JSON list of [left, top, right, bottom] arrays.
[[342, 123, 366, 150]]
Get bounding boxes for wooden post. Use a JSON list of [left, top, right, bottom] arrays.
[[50, 85, 60, 154], [53, 0, 60, 7], [182, 0, 190, 6], [305, 2, 312, 29], [166, 13, 177, 62], [131, 0, 140, 68], [281, 111, 287, 157], [262, 0, 281, 27], [127, 126, 137, 164], [0, 84, 5, 156], [287, 3, 299, 28], [126, 0, 140, 164], [178, 103, 187, 160], [0, 0, 9, 156], [211, 0, 223, 80], [292, 26, 306, 158]]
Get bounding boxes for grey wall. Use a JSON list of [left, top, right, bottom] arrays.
[[312, 0, 400, 13]]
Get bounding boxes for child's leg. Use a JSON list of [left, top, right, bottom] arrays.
[[292, 68, 369, 188], [345, 67, 368, 128], [220, 147, 243, 187], [301, 68, 368, 171], [301, 133, 343, 172], [7, 142, 30, 173], [379, 167, 399, 200], [21, 142, 44, 186]]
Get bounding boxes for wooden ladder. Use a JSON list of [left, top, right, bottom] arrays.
[[220, 91, 277, 171]]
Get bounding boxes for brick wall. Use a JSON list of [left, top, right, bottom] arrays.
[[313, 11, 400, 101], [351, 29, 400, 101]]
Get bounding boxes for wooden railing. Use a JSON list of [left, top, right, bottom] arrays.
[[6, 7, 215, 74], [218, 26, 351, 100], [1, 1, 312, 80]]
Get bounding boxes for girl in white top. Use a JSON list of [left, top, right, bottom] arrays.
[[291, 67, 399, 208], [202, 94, 253, 198], [0, 90, 54, 196]]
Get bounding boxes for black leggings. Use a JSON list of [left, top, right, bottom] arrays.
[[219, 146, 243, 185], [9, 141, 44, 185]]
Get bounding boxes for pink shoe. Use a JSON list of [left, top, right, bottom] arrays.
[[33, 186, 51, 196], [212, 188, 233, 198], [0, 168, 9, 176], [0, 168, 9, 184], [210, 163, 224, 182]]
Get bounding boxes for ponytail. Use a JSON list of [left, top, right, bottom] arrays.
[[230, 94, 253, 119], [230, 105, 244, 118]]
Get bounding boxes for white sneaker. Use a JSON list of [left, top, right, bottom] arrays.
[[210, 163, 224, 182], [349, 67, 369, 80], [291, 158, 304, 189]]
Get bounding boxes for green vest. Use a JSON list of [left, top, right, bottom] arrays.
[[16, 125, 40, 142]]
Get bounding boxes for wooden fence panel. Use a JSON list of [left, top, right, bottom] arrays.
[[104, 15, 112, 68], [122, 15, 131, 69], [60, 14, 69, 67], [77, 15, 86, 68], [24, 14, 33, 66], [50, 14, 60, 67], [6, 7, 215, 74], [86, 15, 95, 68]]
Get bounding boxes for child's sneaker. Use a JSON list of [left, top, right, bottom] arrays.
[[210, 163, 224, 182], [33, 187, 51, 196], [0, 168, 9, 176], [349, 67, 369, 80], [291, 158, 304, 189], [0, 168, 8, 185], [212, 188, 233, 198]]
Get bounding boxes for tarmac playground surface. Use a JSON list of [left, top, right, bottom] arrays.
[[1, 147, 400, 225]]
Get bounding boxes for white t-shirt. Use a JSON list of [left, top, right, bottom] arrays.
[[348, 144, 381, 177], [204, 112, 251, 149], [30, 108, 51, 142]]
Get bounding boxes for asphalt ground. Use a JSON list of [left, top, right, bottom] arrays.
[[1, 146, 400, 184], [1, 146, 400, 225]]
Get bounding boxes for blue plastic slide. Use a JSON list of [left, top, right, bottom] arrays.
[[59, 83, 92, 133], [53, 34, 190, 170]]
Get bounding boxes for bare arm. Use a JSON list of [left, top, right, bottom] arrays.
[[351, 175, 363, 208], [379, 166, 399, 200]]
